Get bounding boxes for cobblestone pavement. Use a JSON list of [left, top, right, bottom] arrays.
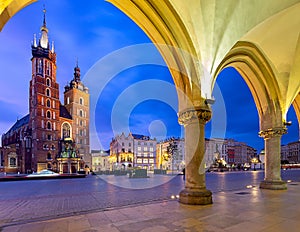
[[0, 170, 300, 230], [2, 181, 300, 232]]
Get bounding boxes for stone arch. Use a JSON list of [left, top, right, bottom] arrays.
[[214, 41, 284, 131], [61, 122, 72, 139], [105, 0, 205, 110], [292, 93, 300, 136]]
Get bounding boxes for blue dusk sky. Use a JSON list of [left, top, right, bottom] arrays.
[[0, 0, 298, 152]]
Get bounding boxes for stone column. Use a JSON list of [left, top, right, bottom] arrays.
[[259, 127, 287, 190], [178, 106, 212, 205]]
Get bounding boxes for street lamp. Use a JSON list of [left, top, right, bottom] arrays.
[[251, 157, 258, 171]]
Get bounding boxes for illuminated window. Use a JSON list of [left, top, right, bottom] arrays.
[[9, 157, 16, 167], [143, 159, 148, 163], [62, 123, 71, 138]]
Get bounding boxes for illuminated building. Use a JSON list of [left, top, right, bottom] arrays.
[[1, 10, 90, 173]]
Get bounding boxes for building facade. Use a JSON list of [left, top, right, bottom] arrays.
[[281, 141, 300, 163], [155, 137, 257, 171], [110, 133, 157, 170], [156, 138, 185, 172], [91, 150, 110, 172], [1, 11, 90, 174]]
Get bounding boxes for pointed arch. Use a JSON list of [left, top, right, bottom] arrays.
[[292, 93, 300, 129], [214, 41, 283, 130]]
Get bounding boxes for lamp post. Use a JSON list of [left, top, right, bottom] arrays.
[[251, 157, 258, 171]]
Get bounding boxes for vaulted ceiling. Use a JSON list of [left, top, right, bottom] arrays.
[[1, 0, 300, 126]]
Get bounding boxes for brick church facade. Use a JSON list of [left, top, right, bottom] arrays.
[[0, 11, 90, 174]]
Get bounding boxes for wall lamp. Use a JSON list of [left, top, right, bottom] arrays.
[[283, 121, 292, 126]]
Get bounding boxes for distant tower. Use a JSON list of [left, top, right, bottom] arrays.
[[29, 8, 59, 171], [64, 62, 90, 157]]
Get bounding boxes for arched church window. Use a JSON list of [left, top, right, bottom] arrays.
[[46, 99, 51, 107], [46, 88, 50, 97], [47, 111, 51, 119], [46, 61, 51, 76], [62, 123, 71, 139], [79, 97, 84, 105], [46, 78, 51, 86], [47, 153, 52, 160], [9, 157, 16, 167], [37, 59, 43, 74], [47, 122, 51, 130], [79, 110, 83, 117]]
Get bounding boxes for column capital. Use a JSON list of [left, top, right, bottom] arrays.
[[178, 107, 211, 126], [258, 127, 287, 139]]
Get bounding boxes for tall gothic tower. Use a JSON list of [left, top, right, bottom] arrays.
[[29, 9, 60, 171], [64, 64, 90, 158]]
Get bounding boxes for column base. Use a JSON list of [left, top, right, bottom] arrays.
[[179, 188, 213, 205], [259, 180, 287, 190]]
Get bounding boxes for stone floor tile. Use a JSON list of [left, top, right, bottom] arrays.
[[85, 212, 111, 227], [140, 225, 170, 232], [104, 210, 129, 223], [68, 217, 91, 232], [2, 225, 22, 232], [260, 218, 300, 232], [92, 224, 120, 232]]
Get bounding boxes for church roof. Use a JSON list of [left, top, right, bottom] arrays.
[[59, 104, 72, 119], [6, 114, 29, 134], [132, 134, 150, 140]]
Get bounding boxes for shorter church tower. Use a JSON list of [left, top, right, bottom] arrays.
[[64, 63, 90, 160]]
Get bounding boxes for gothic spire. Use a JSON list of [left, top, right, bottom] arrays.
[[74, 59, 81, 82], [39, 6, 49, 49]]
